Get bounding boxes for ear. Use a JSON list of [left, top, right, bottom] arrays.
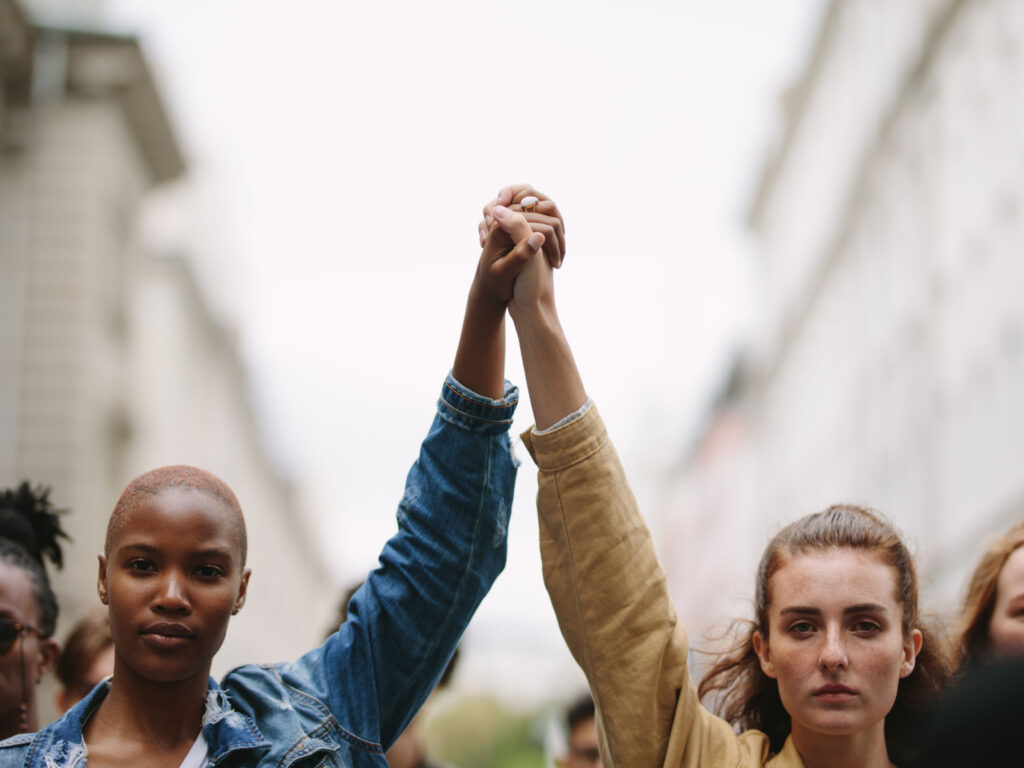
[[232, 568, 251, 615], [96, 553, 109, 605], [752, 630, 777, 679], [36, 637, 60, 680], [900, 628, 924, 678]]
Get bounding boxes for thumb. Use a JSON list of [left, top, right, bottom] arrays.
[[492, 231, 545, 282], [491, 205, 533, 244]]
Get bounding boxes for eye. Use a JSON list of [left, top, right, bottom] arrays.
[[128, 559, 156, 574], [195, 564, 224, 579], [851, 620, 882, 633], [788, 621, 816, 636]]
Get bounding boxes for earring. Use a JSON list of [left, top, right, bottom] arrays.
[[18, 701, 27, 732]]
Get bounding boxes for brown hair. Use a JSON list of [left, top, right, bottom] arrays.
[[106, 465, 247, 565], [953, 520, 1024, 671], [55, 607, 112, 694], [697, 504, 950, 764]]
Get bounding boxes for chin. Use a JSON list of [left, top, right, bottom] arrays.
[[802, 709, 879, 738]]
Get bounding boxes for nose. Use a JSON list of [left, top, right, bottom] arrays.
[[819, 627, 849, 671], [153, 570, 191, 614]]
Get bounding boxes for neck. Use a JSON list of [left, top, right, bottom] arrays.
[[0, 700, 34, 739], [790, 721, 893, 768], [87, 661, 210, 748]]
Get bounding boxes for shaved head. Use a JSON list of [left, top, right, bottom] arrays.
[[106, 466, 247, 564]]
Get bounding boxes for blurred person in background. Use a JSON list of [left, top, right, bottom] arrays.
[[0, 483, 66, 737], [0, 197, 554, 766], [951, 520, 1024, 672], [333, 583, 460, 768], [54, 608, 113, 714], [556, 693, 602, 768], [909, 654, 1023, 767], [487, 184, 950, 768]]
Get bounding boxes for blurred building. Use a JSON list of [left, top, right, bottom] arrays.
[[660, 0, 1024, 645], [0, 0, 332, 704]]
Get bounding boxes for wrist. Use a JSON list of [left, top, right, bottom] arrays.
[[508, 294, 556, 327], [467, 281, 509, 318]]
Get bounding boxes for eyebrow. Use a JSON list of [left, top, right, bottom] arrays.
[[118, 543, 234, 559], [779, 603, 889, 616]]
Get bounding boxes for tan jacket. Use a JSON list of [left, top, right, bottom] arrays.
[[523, 405, 806, 768]]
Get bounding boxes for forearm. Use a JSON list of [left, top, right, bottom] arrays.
[[452, 287, 507, 400], [320, 376, 517, 746], [510, 297, 587, 430], [523, 409, 688, 767]]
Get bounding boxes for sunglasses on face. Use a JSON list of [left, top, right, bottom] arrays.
[[0, 618, 39, 655]]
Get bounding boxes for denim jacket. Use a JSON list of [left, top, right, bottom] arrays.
[[0, 374, 519, 767]]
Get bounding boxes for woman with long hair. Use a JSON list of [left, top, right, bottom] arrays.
[[486, 184, 950, 768], [0, 483, 66, 738], [0, 206, 556, 767], [951, 520, 1024, 671]]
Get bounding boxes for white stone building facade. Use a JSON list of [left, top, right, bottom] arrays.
[[662, 0, 1024, 646], [0, 0, 333, 710]]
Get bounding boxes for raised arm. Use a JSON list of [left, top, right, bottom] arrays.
[[503, 187, 756, 768], [260, 202, 546, 755], [454, 192, 548, 397]]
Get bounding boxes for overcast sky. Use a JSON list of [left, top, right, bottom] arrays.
[[102, 0, 823, 703]]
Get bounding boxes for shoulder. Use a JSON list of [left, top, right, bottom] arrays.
[[0, 720, 84, 768], [220, 658, 337, 722], [761, 734, 804, 768], [0, 732, 31, 760]]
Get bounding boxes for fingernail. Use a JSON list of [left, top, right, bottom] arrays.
[[528, 233, 544, 249], [493, 205, 509, 219]]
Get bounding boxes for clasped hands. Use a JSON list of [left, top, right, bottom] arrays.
[[471, 184, 566, 319]]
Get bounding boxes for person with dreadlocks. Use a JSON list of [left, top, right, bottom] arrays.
[[0, 483, 67, 738]]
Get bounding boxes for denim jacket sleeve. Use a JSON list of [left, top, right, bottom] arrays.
[[271, 373, 518, 753]]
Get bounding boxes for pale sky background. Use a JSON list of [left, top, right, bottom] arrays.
[[98, 0, 824, 705]]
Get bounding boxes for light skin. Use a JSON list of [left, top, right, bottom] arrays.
[[0, 562, 59, 737], [479, 185, 586, 429], [557, 715, 603, 768], [492, 189, 923, 768], [55, 643, 115, 713], [455, 186, 560, 399], [752, 549, 922, 768], [988, 545, 1024, 659]]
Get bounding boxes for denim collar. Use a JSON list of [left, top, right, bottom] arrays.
[[17, 677, 269, 767]]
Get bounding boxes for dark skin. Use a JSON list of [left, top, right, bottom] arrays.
[[453, 186, 561, 397], [82, 205, 546, 767], [89, 489, 249, 768], [478, 184, 583, 428], [0, 562, 59, 737]]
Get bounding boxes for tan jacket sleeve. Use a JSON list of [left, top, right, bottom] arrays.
[[523, 406, 772, 768]]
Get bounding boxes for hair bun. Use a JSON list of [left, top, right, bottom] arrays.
[[0, 481, 69, 570]]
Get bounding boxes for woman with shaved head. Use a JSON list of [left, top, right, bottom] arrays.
[[0, 193, 561, 768]]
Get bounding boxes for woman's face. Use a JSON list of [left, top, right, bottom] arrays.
[[752, 548, 921, 750], [0, 561, 58, 734], [988, 546, 1024, 659], [98, 488, 250, 687]]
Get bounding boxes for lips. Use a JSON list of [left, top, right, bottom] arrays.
[[140, 622, 196, 649], [814, 683, 856, 702], [142, 622, 195, 638]]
